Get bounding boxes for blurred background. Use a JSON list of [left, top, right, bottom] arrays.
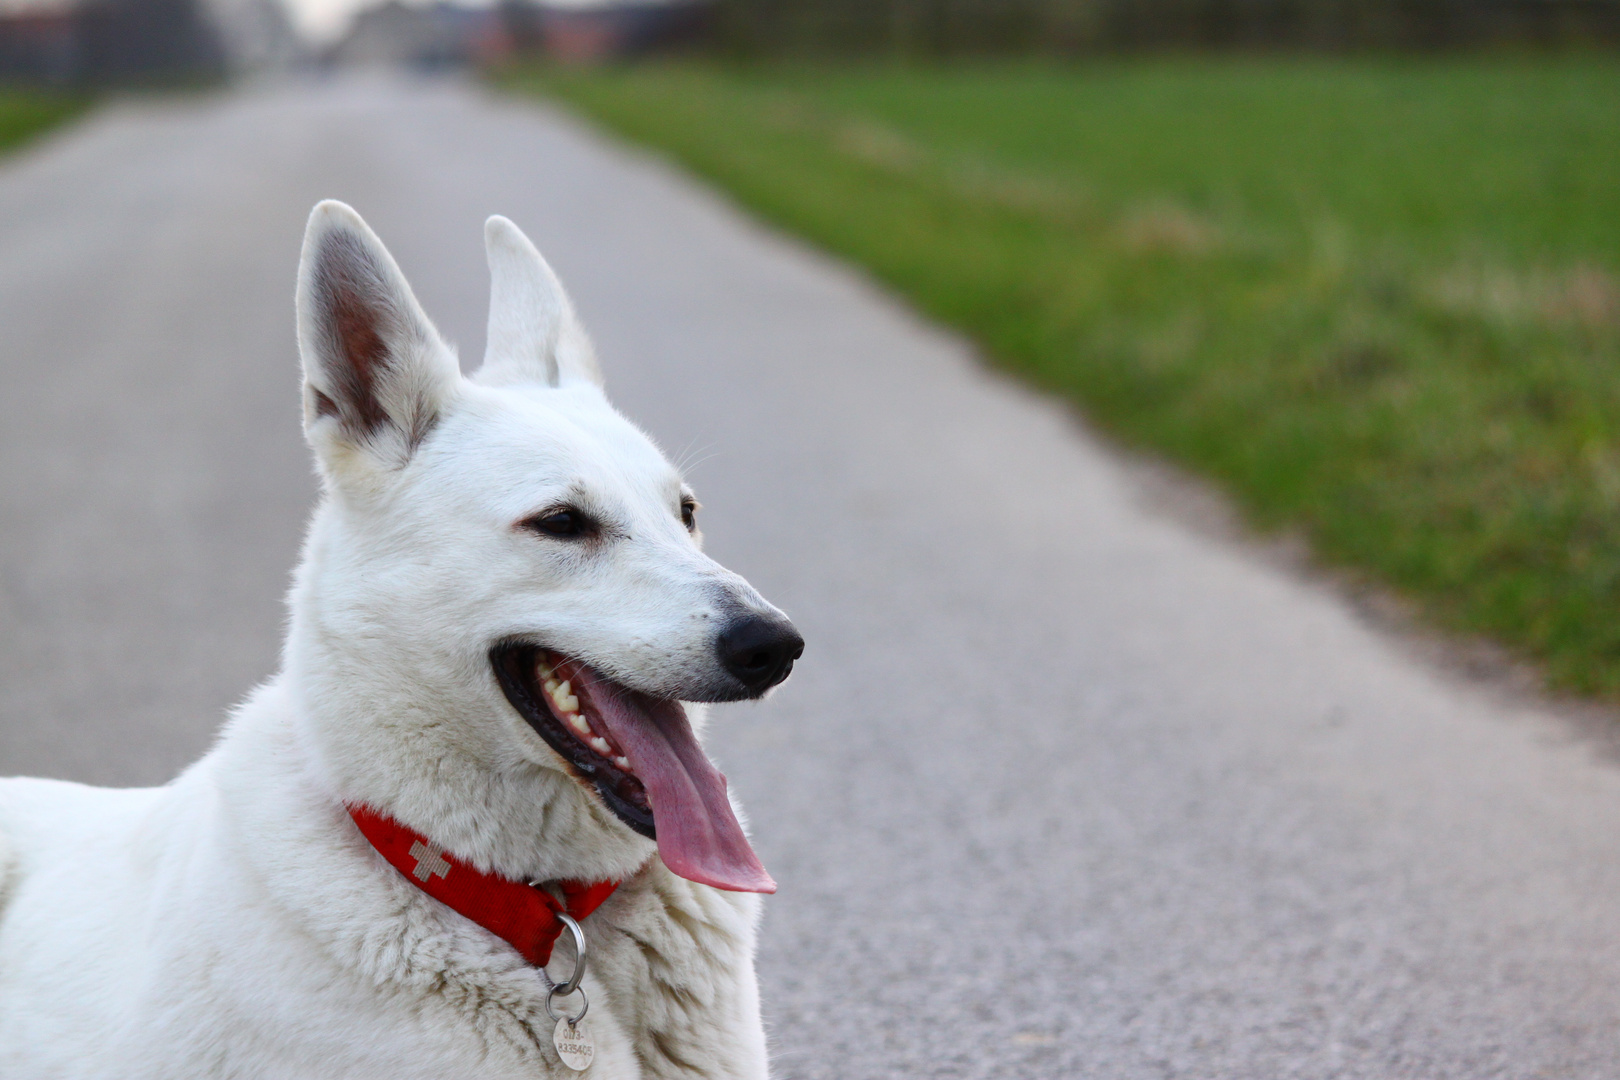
[[1, 0, 1618, 84], [3, 2, 1620, 1076]]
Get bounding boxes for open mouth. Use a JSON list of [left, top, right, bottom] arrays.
[[490, 642, 776, 894]]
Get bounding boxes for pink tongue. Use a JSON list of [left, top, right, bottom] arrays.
[[580, 673, 775, 894]]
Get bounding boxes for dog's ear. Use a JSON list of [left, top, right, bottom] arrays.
[[296, 201, 460, 474], [476, 215, 603, 390]]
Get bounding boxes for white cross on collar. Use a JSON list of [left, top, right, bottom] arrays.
[[408, 839, 451, 882]]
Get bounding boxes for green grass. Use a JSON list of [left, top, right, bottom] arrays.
[[0, 89, 87, 155], [505, 58, 1620, 696]]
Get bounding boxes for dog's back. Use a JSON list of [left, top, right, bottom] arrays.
[[0, 776, 167, 909], [0, 778, 173, 1069], [0, 791, 12, 925], [0, 774, 165, 874]]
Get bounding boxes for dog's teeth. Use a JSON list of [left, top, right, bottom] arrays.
[[569, 712, 592, 736], [590, 737, 612, 754], [613, 756, 630, 771], [543, 678, 559, 695], [536, 659, 554, 680], [552, 681, 578, 713]]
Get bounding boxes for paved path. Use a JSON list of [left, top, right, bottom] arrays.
[[3, 76, 1619, 1078]]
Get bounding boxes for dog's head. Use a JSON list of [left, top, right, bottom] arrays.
[[288, 201, 799, 893]]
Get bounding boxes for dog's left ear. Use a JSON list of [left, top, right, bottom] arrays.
[[476, 215, 603, 390], [296, 200, 460, 476]]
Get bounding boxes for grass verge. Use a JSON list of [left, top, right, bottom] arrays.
[[0, 90, 88, 155], [504, 59, 1620, 697]]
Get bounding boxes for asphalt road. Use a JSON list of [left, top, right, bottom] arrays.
[[3, 76, 1619, 1079]]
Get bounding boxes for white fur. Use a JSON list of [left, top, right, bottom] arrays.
[[0, 203, 783, 1079]]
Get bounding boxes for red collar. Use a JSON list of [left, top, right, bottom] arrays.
[[348, 804, 618, 967]]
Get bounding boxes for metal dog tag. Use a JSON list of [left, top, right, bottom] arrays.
[[541, 909, 594, 1070], [553, 1017, 595, 1071]]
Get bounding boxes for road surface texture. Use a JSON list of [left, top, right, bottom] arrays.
[[2, 77, 1618, 1079]]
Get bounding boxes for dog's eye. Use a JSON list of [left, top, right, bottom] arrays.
[[524, 508, 594, 540], [680, 500, 697, 532]]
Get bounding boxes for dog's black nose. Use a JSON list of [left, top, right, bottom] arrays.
[[717, 614, 804, 695]]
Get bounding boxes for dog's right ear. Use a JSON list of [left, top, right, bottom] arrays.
[[296, 201, 460, 477]]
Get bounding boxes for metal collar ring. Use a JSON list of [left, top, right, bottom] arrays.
[[548, 910, 588, 997], [546, 983, 589, 1027]]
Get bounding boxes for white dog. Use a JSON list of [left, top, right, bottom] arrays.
[[0, 201, 803, 1079]]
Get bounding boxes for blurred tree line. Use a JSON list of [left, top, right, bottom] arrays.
[[707, 0, 1620, 53], [0, 0, 225, 86]]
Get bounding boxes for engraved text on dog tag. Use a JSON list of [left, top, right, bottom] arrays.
[[554, 1018, 595, 1071]]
